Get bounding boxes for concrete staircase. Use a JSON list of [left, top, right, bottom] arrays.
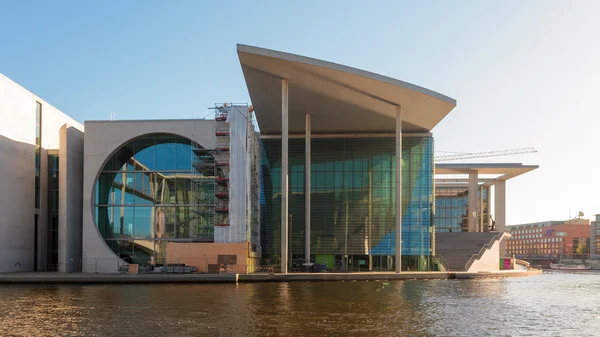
[[436, 232, 505, 271]]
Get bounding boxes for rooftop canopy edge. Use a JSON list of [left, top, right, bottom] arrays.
[[435, 163, 539, 181], [237, 44, 457, 134]]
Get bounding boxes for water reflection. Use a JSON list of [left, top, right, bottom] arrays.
[[0, 272, 599, 336]]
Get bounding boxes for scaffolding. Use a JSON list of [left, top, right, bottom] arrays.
[[188, 103, 261, 248], [213, 104, 231, 227], [191, 104, 232, 228]]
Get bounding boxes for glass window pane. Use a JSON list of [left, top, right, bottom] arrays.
[[36, 102, 41, 124], [133, 206, 153, 239], [176, 136, 193, 170], [154, 135, 177, 171], [108, 206, 134, 237], [155, 206, 176, 238], [96, 173, 116, 205], [111, 141, 135, 171], [105, 240, 134, 263], [133, 172, 153, 205], [96, 206, 114, 239], [134, 136, 156, 170]]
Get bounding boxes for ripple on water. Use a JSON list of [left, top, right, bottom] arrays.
[[0, 272, 598, 336]]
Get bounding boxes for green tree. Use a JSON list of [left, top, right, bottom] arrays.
[[576, 244, 585, 256]]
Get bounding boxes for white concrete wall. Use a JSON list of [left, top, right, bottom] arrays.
[[514, 263, 528, 271], [82, 120, 216, 273], [219, 105, 247, 243], [468, 239, 501, 272], [59, 125, 84, 272], [0, 73, 83, 272]]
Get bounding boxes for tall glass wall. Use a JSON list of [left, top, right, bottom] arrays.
[[47, 153, 59, 270], [260, 137, 434, 271], [434, 186, 490, 232], [35, 102, 41, 209], [94, 134, 216, 266]]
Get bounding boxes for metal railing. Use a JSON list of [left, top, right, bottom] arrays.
[[44, 257, 447, 274], [50, 258, 282, 275], [514, 259, 531, 269], [434, 255, 449, 272]]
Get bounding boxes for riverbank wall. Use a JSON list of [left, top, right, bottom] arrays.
[[0, 269, 542, 284]]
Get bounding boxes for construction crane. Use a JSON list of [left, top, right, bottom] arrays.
[[435, 148, 537, 162]]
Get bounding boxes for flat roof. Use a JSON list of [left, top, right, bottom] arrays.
[[435, 163, 538, 181], [237, 44, 457, 135]]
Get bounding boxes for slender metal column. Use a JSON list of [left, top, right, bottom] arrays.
[[305, 112, 311, 266], [281, 79, 289, 274], [368, 162, 373, 271], [479, 185, 484, 232], [468, 171, 478, 232], [395, 105, 402, 273]]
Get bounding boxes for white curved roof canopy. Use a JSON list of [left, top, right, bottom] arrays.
[[436, 163, 539, 181], [237, 44, 457, 135]]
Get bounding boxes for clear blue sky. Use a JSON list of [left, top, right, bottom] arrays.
[[2, 1, 599, 224]]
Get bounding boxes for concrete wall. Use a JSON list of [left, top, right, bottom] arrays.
[[82, 120, 217, 273], [59, 125, 84, 272], [0, 73, 83, 272], [220, 105, 247, 243], [164, 242, 249, 273], [468, 239, 501, 272]]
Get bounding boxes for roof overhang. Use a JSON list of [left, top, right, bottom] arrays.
[[237, 44, 456, 135], [435, 178, 497, 188], [435, 163, 539, 181]]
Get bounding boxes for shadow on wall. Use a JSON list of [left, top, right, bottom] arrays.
[[0, 134, 38, 273]]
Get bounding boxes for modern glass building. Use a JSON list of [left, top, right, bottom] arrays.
[[434, 185, 490, 233], [260, 137, 434, 271], [236, 44, 460, 273], [0, 44, 540, 274]]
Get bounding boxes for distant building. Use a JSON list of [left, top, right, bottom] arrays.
[[591, 215, 600, 259], [507, 220, 591, 259], [434, 164, 537, 233]]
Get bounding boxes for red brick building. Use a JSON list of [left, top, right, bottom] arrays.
[[507, 219, 591, 259]]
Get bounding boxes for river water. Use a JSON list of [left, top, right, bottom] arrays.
[[0, 271, 598, 337]]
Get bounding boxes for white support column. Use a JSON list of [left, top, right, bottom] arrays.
[[495, 180, 507, 257], [468, 171, 478, 232], [281, 79, 289, 274], [395, 105, 402, 273], [494, 180, 506, 231], [305, 112, 311, 266]]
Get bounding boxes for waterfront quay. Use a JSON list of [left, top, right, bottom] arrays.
[[0, 269, 541, 284]]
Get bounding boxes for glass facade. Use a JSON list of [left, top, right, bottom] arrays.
[[434, 186, 489, 232], [94, 134, 217, 266], [592, 215, 600, 258], [47, 153, 59, 270], [260, 137, 434, 272], [35, 102, 42, 209]]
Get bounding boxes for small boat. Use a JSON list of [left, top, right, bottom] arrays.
[[550, 263, 592, 270]]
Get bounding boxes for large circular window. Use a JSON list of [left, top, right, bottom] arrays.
[[94, 133, 217, 265]]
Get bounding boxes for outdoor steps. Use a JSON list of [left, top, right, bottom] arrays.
[[436, 232, 500, 271]]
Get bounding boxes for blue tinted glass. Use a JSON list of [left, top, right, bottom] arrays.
[[134, 206, 153, 239], [134, 137, 156, 170], [94, 133, 215, 255], [154, 135, 177, 171], [176, 137, 193, 170], [260, 137, 434, 270]]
